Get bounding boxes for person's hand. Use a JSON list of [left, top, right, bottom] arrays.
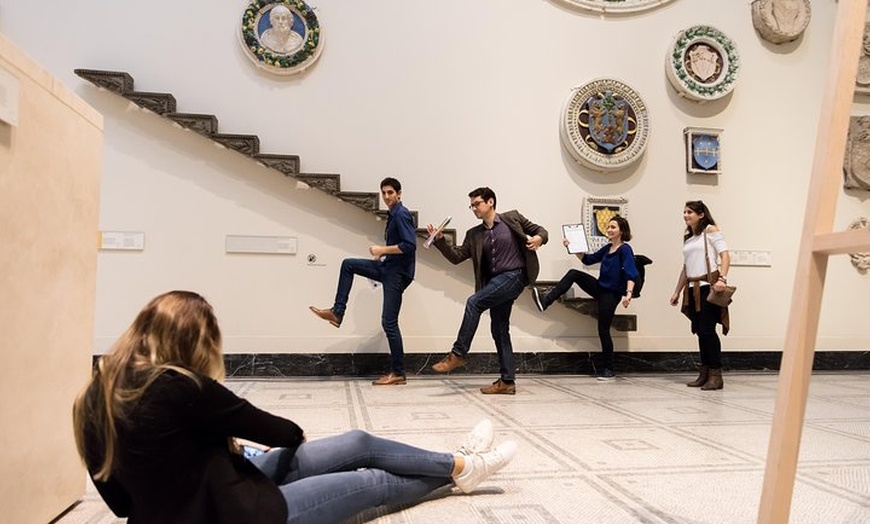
[[426, 223, 443, 239], [369, 245, 384, 258], [526, 235, 543, 251], [621, 294, 632, 308], [561, 238, 570, 248], [712, 280, 727, 292], [669, 293, 680, 306]]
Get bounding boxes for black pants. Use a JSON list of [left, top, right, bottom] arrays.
[[544, 269, 621, 369], [687, 285, 722, 368]]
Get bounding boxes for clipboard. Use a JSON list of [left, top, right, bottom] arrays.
[[562, 223, 589, 254]]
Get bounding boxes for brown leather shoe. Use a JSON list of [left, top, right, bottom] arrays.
[[309, 306, 341, 328], [372, 372, 407, 386], [480, 379, 516, 395], [432, 352, 466, 373]]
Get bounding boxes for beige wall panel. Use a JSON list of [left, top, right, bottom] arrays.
[[0, 34, 102, 524]]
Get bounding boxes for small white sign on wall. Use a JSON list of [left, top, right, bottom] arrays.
[[0, 65, 20, 126], [226, 235, 297, 255], [100, 231, 146, 251]]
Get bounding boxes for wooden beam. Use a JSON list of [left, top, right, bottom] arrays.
[[812, 229, 870, 255], [757, 0, 868, 523]]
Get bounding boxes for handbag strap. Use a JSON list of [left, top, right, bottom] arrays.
[[703, 231, 714, 284]]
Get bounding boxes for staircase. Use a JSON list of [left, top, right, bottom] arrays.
[[75, 68, 637, 331], [73, 68, 456, 245]]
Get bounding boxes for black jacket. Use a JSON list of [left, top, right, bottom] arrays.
[[83, 370, 304, 524]]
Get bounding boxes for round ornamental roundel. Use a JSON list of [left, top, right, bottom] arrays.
[[666, 25, 740, 102], [239, 0, 323, 75], [555, 0, 678, 14], [560, 78, 651, 172]]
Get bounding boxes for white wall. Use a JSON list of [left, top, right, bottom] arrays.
[[1, 0, 867, 356]]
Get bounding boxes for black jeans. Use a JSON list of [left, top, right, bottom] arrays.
[[544, 269, 621, 370], [687, 285, 722, 368]]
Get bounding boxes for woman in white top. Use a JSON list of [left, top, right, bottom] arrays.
[[669, 201, 731, 390]]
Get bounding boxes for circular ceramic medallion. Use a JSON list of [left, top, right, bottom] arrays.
[[666, 25, 739, 102], [555, 0, 678, 14], [751, 0, 811, 44], [240, 0, 323, 75], [560, 78, 650, 172]]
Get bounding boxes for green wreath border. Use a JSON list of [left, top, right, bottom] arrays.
[[241, 0, 321, 71], [670, 25, 739, 98]]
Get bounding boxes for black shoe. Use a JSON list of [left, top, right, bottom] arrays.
[[532, 287, 546, 312], [596, 369, 616, 381]]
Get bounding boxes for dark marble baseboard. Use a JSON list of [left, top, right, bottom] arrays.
[[209, 351, 870, 377]]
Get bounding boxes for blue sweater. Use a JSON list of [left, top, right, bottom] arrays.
[[582, 243, 639, 294]]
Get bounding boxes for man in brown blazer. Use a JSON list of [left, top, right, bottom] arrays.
[[427, 187, 548, 395]]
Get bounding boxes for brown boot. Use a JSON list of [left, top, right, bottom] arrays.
[[686, 365, 710, 387], [432, 352, 466, 373], [372, 372, 407, 386], [701, 368, 724, 390], [309, 306, 342, 328], [480, 379, 516, 395]]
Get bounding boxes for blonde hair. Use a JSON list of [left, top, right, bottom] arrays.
[[73, 291, 224, 480]]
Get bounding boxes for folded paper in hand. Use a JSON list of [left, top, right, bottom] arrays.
[[424, 216, 451, 249]]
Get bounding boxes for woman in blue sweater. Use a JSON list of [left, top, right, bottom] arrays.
[[532, 216, 639, 380]]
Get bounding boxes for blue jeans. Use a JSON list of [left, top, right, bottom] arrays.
[[451, 269, 527, 382], [333, 258, 412, 375], [250, 430, 453, 524]]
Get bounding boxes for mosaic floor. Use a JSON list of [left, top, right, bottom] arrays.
[[55, 372, 870, 523]]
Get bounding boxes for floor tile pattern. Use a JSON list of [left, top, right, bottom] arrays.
[[54, 373, 870, 524]]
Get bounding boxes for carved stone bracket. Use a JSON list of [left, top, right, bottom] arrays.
[[848, 217, 870, 274]]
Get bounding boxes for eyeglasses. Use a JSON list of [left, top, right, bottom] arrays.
[[468, 200, 486, 209]]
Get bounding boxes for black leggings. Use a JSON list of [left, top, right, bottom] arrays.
[[544, 269, 621, 369], [687, 285, 722, 368]]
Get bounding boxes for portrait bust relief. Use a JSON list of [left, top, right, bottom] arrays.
[[856, 23, 870, 95], [240, 0, 323, 76], [259, 4, 304, 54], [751, 0, 811, 45]]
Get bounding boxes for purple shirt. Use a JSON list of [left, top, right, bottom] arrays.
[[483, 214, 525, 276]]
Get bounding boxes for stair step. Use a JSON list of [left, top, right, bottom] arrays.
[[374, 209, 420, 227], [562, 297, 637, 332], [212, 133, 260, 155], [296, 173, 340, 194], [74, 69, 133, 94], [336, 191, 379, 212], [166, 113, 219, 136], [254, 153, 300, 176], [124, 91, 177, 115]]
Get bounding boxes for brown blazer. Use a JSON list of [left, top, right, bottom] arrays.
[[434, 210, 548, 291]]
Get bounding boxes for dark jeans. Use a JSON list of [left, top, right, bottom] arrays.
[[333, 258, 412, 376], [543, 269, 621, 370], [687, 285, 722, 368], [451, 269, 527, 382]]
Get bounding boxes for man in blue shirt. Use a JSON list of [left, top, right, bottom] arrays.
[[311, 178, 417, 385]]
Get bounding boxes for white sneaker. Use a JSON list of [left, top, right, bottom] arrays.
[[454, 440, 518, 494], [457, 418, 494, 456]]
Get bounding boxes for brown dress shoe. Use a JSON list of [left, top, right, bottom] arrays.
[[432, 352, 466, 373], [372, 372, 407, 386], [309, 306, 341, 328], [480, 379, 516, 395]]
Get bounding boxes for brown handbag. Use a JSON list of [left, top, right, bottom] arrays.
[[704, 232, 736, 307]]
